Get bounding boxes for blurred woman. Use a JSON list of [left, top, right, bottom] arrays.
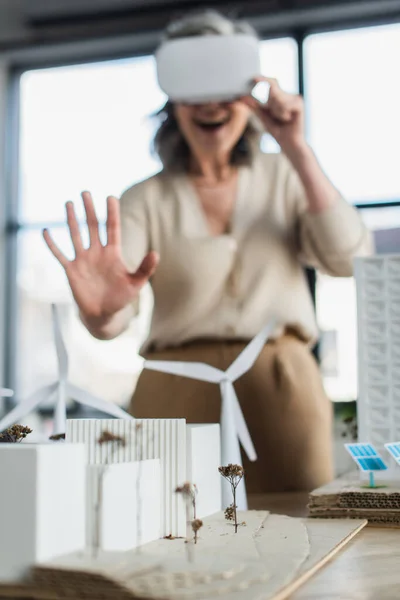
[[44, 11, 373, 493]]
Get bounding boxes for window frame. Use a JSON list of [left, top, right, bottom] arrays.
[[2, 10, 400, 410]]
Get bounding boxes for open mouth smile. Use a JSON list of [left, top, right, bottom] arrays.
[[193, 117, 230, 131]]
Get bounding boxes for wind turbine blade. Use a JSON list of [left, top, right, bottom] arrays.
[[230, 385, 257, 461], [53, 382, 67, 435], [0, 383, 58, 432], [226, 321, 276, 382], [219, 379, 242, 507], [67, 384, 134, 420], [52, 304, 69, 381], [144, 360, 223, 384]]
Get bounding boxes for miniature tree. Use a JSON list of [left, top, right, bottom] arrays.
[[191, 518, 203, 544], [176, 482, 198, 560], [93, 430, 126, 558], [218, 464, 244, 533], [0, 425, 32, 443]]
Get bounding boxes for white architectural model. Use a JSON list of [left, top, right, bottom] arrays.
[[186, 424, 221, 518], [0, 308, 284, 590], [67, 418, 187, 538], [0, 443, 86, 581], [354, 255, 400, 478], [66, 418, 221, 539], [87, 459, 161, 552], [0, 419, 221, 580]]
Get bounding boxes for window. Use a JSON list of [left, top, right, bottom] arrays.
[[305, 23, 400, 204], [259, 37, 298, 152], [17, 55, 164, 407], [13, 37, 298, 411], [260, 37, 298, 93], [20, 56, 164, 224], [305, 24, 400, 401]]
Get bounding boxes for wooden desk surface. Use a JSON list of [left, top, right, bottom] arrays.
[[248, 493, 400, 600]]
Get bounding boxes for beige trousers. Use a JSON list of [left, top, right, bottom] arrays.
[[130, 332, 334, 493]]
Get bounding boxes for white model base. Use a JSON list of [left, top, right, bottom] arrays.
[[34, 511, 367, 600], [87, 459, 161, 552], [0, 443, 85, 582]]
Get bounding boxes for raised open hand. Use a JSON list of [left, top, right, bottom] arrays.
[[43, 192, 158, 322]]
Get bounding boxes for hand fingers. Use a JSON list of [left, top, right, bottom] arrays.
[[259, 75, 301, 118], [43, 229, 69, 269], [267, 86, 292, 120], [267, 99, 292, 122], [253, 76, 280, 100], [130, 251, 159, 286], [253, 75, 301, 112], [66, 201, 84, 255], [258, 109, 281, 137], [241, 96, 260, 111], [267, 94, 303, 123], [243, 87, 298, 121], [81, 191, 101, 247], [106, 196, 121, 247], [241, 95, 283, 131]]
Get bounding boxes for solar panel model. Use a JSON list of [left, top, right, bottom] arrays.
[[345, 442, 388, 487]]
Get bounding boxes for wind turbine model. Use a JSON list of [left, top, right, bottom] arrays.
[[0, 304, 133, 436], [144, 320, 276, 510]]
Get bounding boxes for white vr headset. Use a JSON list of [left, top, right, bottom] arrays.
[[155, 34, 262, 104]]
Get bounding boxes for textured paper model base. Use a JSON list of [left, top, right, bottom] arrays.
[[87, 459, 161, 552], [66, 418, 186, 537], [0, 443, 86, 582], [186, 424, 222, 518], [309, 471, 400, 526], [2, 511, 366, 600]]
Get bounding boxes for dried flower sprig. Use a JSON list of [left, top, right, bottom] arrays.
[[0, 432, 16, 443], [98, 430, 126, 467], [219, 464, 244, 483], [49, 433, 66, 441], [8, 424, 32, 440], [0, 425, 32, 443], [218, 464, 244, 533], [191, 519, 203, 544], [224, 504, 235, 522], [176, 481, 198, 561], [98, 431, 126, 446], [175, 482, 198, 517]]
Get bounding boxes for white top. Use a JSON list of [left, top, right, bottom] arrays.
[[120, 151, 373, 351]]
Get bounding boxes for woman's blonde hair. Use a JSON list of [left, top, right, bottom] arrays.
[[153, 10, 263, 173]]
